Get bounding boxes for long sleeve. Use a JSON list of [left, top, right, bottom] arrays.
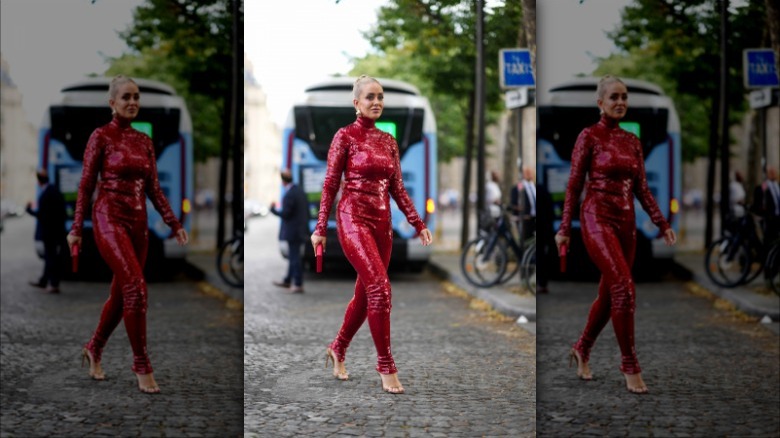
[[314, 129, 349, 236], [632, 139, 670, 233], [144, 138, 182, 234], [559, 129, 592, 237], [389, 142, 425, 233], [272, 188, 297, 220], [71, 130, 104, 237]]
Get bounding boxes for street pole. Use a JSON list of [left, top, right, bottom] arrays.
[[475, 0, 486, 230], [719, 0, 730, 233], [231, 0, 243, 236]]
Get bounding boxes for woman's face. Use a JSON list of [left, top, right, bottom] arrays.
[[110, 82, 140, 120], [354, 82, 384, 120], [598, 82, 628, 120]]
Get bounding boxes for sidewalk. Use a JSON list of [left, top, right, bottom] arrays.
[[428, 251, 537, 322], [673, 250, 780, 321]]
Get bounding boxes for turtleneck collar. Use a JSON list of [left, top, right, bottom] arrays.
[[355, 116, 376, 129], [598, 114, 620, 129], [110, 115, 133, 129]]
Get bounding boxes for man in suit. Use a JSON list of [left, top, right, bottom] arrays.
[[753, 165, 780, 249], [26, 169, 67, 293], [270, 169, 310, 293]]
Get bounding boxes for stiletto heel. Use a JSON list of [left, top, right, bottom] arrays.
[[325, 347, 348, 381], [81, 348, 105, 381], [569, 348, 592, 381]]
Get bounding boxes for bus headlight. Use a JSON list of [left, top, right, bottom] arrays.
[[182, 198, 192, 214], [670, 198, 679, 215], [426, 198, 435, 214]]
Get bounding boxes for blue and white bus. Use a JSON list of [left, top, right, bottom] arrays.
[[537, 77, 681, 276], [38, 78, 193, 272], [282, 77, 437, 271]]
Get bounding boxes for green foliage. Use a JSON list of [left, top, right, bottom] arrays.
[[350, 0, 523, 162], [106, 0, 239, 161], [596, 0, 766, 162]]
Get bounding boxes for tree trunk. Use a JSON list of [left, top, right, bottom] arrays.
[[521, 0, 536, 70], [766, 0, 780, 75], [460, 91, 476, 249]]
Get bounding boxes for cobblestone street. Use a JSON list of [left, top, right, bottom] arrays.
[[244, 217, 536, 437], [0, 217, 243, 437], [537, 278, 780, 437]]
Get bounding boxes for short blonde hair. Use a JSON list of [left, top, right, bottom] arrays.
[[353, 75, 381, 100], [596, 74, 625, 100], [108, 75, 137, 100]]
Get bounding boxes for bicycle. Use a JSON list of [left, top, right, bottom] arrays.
[[460, 206, 531, 289], [519, 235, 536, 294], [217, 231, 243, 287], [764, 239, 779, 295], [704, 214, 767, 289]]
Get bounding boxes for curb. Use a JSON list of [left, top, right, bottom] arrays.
[[427, 259, 536, 322], [183, 259, 244, 311]]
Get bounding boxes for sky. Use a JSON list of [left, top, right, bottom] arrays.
[[2, 0, 632, 130], [0, 0, 144, 128]]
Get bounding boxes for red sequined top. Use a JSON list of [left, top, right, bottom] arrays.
[[559, 115, 670, 237], [314, 116, 425, 236], [71, 116, 181, 236]]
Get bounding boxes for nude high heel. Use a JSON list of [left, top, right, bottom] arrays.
[[325, 347, 349, 381], [81, 348, 105, 380], [568, 348, 592, 380], [378, 372, 405, 394]]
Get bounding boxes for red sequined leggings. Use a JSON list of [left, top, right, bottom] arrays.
[[573, 211, 641, 374], [84, 211, 153, 375], [330, 211, 397, 374]]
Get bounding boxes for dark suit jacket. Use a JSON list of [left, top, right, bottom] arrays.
[[26, 184, 67, 243], [271, 184, 310, 242], [752, 181, 780, 219]]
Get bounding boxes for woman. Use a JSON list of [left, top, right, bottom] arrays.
[[555, 75, 676, 394], [67, 75, 188, 394], [311, 75, 433, 394]]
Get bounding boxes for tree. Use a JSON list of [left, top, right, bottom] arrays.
[[350, 0, 523, 163], [595, 0, 767, 162], [106, 0, 237, 162]]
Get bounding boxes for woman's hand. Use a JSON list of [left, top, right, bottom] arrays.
[[554, 233, 569, 252], [663, 228, 677, 246], [67, 233, 82, 252], [175, 228, 189, 246], [311, 233, 327, 252], [419, 229, 433, 246]]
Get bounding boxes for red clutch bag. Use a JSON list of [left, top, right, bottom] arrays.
[[316, 243, 323, 273], [559, 244, 567, 273], [71, 244, 79, 273]]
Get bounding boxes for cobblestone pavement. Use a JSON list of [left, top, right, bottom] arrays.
[[244, 217, 536, 437], [0, 217, 243, 437], [537, 278, 780, 437]]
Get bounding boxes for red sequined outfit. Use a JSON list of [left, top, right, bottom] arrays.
[[72, 116, 182, 375], [315, 116, 425, 375], [559, 115, 670, 375]]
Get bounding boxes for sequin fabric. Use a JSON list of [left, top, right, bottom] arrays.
[[315, 116, 426, 375], [561, 115, 670, 374], [73, 116, 182, 375]]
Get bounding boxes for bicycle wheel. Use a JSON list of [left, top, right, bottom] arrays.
[[497, 237, 523, 285], [766, 243, 779, 295], [520, 240, 536, 294], [704, 237, 751, 288], [217, 235, 243, 287], [460, 237, 508, 288]]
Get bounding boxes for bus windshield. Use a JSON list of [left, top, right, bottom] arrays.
[[293, 106, 424, 160], [49, 106, 182, 160], [537, 106, 669, 160]]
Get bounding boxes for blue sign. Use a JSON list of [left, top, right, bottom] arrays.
[[744, 49, 779, 88], [500, 49, 535, 88]]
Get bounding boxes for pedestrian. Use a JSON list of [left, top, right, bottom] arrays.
[[26, 168, 67, 294], [270, 168, 309, 293], [311, 75, 432, 394], [67, 75, 188, 394], [752, 164, 780, 251], [512, 166, 537, 243], [486, 170, 502, 219], [555, 75, 676, 394]]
